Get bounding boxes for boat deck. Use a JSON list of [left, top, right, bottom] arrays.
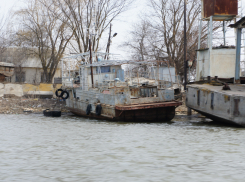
[[189, 83, 245, 96]]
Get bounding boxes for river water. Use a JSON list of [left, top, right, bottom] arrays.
[[1, 114, 245, 182]]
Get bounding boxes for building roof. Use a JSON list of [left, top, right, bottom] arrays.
[[229, 16, 245, 28], [0, 62, 15, 67], [20, 58, 43, 68]]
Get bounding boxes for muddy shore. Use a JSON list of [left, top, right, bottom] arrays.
[[0, 97, 68, 114], [0, 96, 192, 115]]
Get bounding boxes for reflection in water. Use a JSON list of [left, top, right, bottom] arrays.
[[1, 114, 245, 182]]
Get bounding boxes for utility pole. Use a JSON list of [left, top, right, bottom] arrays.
[[184, 0, 187, 90], [104, 24, 112, 60], [184, 0, 191, 116]]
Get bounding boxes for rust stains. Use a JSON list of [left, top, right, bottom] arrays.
[[130, 87, 139, 97], [202, 0, 238, 20], [197, 90, 200, 106], [224, 95, 230, 103], [115, 101, 182, 111], [233, 98, 240, 117]]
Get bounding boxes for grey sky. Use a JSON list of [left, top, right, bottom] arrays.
[[1, 0, 245, 59]]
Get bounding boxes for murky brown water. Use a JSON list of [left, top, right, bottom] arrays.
[[1, 114, 245, 182]]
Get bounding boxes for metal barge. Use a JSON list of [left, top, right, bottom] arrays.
[[60, 52, 182, 122], [186, 0, 245, 126]]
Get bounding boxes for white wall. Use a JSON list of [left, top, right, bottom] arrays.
[[196, 48, 236, 80], [9, 68, 61, 84]]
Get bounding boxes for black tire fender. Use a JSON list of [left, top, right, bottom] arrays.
[[86, 104, 92, 115], [55, 89, 63, 97], [61, 91, 69, 99], [95, 104, 102, 116]]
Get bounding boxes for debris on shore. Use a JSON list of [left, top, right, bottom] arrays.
[[0, 96, 68, 114]]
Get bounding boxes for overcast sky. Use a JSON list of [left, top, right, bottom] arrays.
[[0, 0, 146, 59], [1, 0, 245, 59]]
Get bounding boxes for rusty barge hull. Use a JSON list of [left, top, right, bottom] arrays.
[[186, 84, 245, 126], [68, 101, 181, 122]]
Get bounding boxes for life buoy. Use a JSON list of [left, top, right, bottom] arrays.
[[55, 89, 64, 97], [86, 104, 92, 115], [61, 91, 69, 99], [95, 104, 102, 116]]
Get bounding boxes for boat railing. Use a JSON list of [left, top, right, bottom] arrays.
[[62, 77, 74, 88]]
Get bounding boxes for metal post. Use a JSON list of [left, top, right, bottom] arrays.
[[61, 59, 63, 85], [189, 66, 190, 81], [198, 18, 202, 49], [208, 16, 213, 78], [184, 0, 187, 90], [223, 21, 226, 46], [89, 38, 94, 88], [235, 28, 242, 84], [184, 0, 191, 116], [207, 21, 209, 48], [68, 61, 70, 81], [196, 17, 202, 81], [209, 16, 213, 50]]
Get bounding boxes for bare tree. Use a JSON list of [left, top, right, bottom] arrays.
[[123, 20, 152, 61], [49, 0, 133, 54], [15, 0, 74, 83], [148, 0, 199, 76], [0, 7, 9, 62], [150, 0, 223, 76], [124, 0, 221, 78]]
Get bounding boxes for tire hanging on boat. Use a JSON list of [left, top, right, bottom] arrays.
[[55, 89, 64, 97], [95, 104, 102, 116], [86, 104, 92, 115], [61, 91, 69, 99]]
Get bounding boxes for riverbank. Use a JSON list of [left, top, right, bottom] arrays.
[[0, 97, 68, 114], [0, 96, 193, 116]]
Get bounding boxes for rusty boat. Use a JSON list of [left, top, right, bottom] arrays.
[[59, 52, 182, 122]]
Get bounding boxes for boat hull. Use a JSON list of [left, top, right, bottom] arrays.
[[186, 84, 245, 127], [68, 101, 181, 122]]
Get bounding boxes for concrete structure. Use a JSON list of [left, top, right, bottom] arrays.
[[187, 84, 245, 126], [7, 58, 62, 84], [196, 48, 236, 81], [0, 83, 62, 98], [1, 47, 61, 84]]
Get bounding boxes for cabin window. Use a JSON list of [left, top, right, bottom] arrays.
[[98, 66, 110, 73], [15, 72, 25, 83]]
